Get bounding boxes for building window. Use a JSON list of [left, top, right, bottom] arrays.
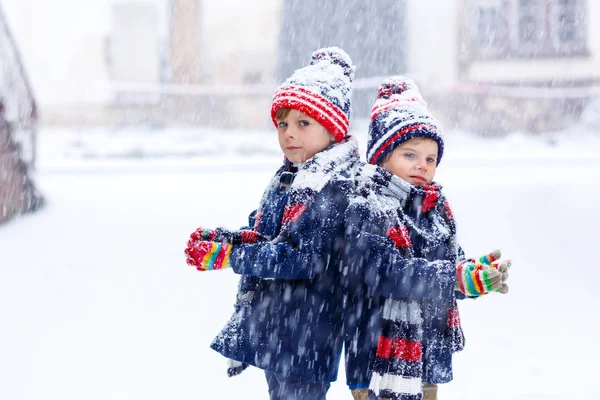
[[517, 0, 541, 45], [477, 7, 500, 47], [472, 0, 506, 58], [468, 0, 587, 59], [552, 0, 586, 53], [556, 0, 577, 42]]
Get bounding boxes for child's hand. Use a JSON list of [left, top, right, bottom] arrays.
[[189, 227, 218, 241], [185, 226, 263, 270], [189, 226, 263, 245], [185, 240, 232, 271], [456, 250, 511, 296]]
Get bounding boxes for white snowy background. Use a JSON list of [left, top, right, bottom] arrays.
[[1, 121, 599, 399]]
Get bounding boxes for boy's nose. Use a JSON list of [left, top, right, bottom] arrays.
[[285, 125, 297, 139]]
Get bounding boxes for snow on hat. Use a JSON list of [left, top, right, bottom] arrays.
[[271, 46, 355, 142], [366, 76, 444, 166]]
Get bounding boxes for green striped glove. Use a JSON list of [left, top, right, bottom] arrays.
[[456, 250, 511, 296]]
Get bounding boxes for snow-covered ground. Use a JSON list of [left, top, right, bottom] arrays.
[[1, 125, 599, 399]]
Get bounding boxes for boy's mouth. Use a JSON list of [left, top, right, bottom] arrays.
[[410, 175, 426, 182]]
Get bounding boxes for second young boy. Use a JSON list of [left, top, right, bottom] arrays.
[[343, 76, 510, 400]]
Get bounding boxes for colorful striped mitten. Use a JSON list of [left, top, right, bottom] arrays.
[[185, 226, 264, 271], [185, 240, 232, 271], [456, 250, 511, 296]]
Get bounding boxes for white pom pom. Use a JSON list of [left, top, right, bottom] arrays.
[[310, 46, 355, 82]]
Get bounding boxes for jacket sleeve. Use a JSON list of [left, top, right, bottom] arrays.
[[207, 210, 262, 244], [455, 245, 482, 301], [344, 202, 456, 300], [244, 209, 258, 230], [228, 185, 347, 280], [455, 245, 467, 300]]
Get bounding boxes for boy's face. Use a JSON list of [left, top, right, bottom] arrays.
[[381, 138, 438, 186], [276, 110, 335, 164]]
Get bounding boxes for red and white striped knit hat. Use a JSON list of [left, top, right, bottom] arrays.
[[271, 47, 355, 142]]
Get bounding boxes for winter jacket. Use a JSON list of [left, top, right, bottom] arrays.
[[211, 136, 360, 383], [342, 163, 465, 397]]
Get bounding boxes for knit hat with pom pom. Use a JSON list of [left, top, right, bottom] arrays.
[[366, 76, 444, 166], [271, 47, 355, 142]]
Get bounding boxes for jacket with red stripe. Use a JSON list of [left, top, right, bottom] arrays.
[[342, 163, 465, 394]]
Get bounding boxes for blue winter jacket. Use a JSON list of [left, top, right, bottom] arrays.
[[342, 164, 465, 389], [211, 138, 360, 383]]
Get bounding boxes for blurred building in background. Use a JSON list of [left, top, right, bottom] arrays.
[[2, 0, 599, 134], [453, 0, 600, 133], [0, 3, 44, 223], [276, 0, 407, 118]]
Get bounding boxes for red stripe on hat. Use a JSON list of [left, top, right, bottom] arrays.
[[271, 86, 349, 141], [274, 86, 349, 131], [376, 336, 422, 362], [369, 124, 434, 164], [271, 92, 347, 140], [273, 99, 344, 142], [371, 96, 425, 119]]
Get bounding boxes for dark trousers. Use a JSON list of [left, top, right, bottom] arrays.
[[265, 371, 330, 400]]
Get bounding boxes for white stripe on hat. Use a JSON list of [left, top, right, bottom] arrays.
[[274, 94, 348, 135], [367, 117, 439, 161], [369, 371, 422, 396], [274, 86, 349, 131], [371, 96, 427, 120]]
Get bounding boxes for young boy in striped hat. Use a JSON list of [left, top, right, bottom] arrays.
[[343, 76, 511, 400], [185, 47, 360, 400]]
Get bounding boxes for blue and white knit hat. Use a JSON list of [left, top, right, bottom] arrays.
[[366, 76, 444, 166], [271, 47, 355, 142]]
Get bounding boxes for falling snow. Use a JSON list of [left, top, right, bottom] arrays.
[[2, 1, 600, 399], [1, 126, 599, 399]]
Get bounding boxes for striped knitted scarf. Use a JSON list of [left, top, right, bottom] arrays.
[[355, 163, 459, 261], [253, 135, 360, 240], [369, 300, 424, 400], [354, 164, 464, 400]]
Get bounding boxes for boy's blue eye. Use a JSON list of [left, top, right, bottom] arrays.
[[299, 120, 310, 127], [426, 157, 436, 163], [277, 121, 288, 128], [403, 152, 416, 159]]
